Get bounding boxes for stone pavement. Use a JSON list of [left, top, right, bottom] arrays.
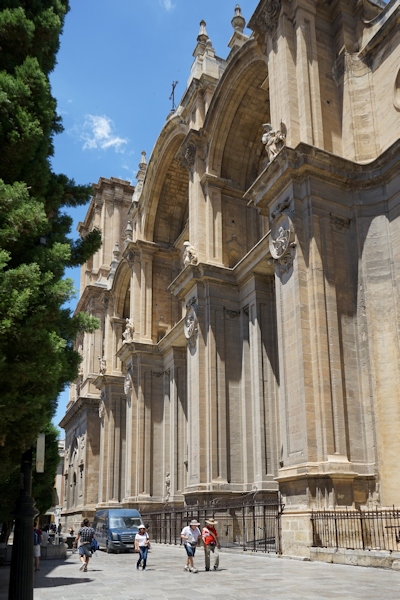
[[1, 545, 400, 600]]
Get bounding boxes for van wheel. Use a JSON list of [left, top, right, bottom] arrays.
[[106, 542, 112, 554]]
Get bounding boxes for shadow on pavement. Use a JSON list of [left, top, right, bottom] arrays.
[[38, 577, 93, 587]]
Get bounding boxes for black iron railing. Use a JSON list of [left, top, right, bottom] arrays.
[[141, 496, 284, 554], [311, 507, 400, 551]]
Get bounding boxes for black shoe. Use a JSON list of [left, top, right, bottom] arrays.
[[205, 567, 210, 571]]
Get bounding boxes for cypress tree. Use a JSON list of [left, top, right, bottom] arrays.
[[0, 1, 101, 481]]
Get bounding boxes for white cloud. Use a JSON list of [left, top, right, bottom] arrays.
[[160, 0, 175, 11], [80, 115, 128, 152]]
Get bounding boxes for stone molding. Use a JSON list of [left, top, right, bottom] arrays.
[[245, 140, 400, 210]]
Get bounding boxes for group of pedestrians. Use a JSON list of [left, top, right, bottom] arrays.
[[181, 518, 220, 573], [55, 516, 220, 575]]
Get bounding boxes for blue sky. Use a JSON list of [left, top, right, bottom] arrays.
[[51, 0, 258, 429]]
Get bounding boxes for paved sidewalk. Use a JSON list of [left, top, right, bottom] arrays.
[[1, 545, 400, 600]]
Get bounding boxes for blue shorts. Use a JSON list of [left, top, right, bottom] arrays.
[[79, 543, 91, 557], [184, 543, 196, 557]]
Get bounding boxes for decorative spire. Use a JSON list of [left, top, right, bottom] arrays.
[[231, 5, 245, 33], [132, 150, 147, 207], [107, 242, 120, 288], [139, 150, 147, 171], [197, 20, 209, 44], [227, 4, 248, 56]]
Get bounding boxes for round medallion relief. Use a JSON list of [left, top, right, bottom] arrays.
[[124, 371, 132, 396], [269, 213, 294, 259], [184, 306, 198, 341]]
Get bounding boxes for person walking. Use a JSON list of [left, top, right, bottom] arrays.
[[33, 523, 42, 572], [135, 524, 150, 571], [75, 518, 96, 572], [181, 519, 201, 573], [202, 518, 220, 571]]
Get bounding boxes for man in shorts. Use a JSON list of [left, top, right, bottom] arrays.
[[75, 518, 95, 572], [181, 519, 201, 573]]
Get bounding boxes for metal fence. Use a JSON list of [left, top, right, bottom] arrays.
[[311, 507, 400, 551], [141, 496, 284, 554]]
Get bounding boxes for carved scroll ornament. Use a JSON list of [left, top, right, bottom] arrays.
[[260, 0, 282, 35]]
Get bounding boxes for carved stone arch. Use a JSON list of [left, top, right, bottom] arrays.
[[141, 119, 189, 244], [204, 42, 270, 191]]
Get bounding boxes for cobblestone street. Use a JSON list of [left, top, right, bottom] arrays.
[[1, 545, 400, 600]]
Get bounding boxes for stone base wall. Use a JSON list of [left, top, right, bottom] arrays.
[[311, 547, 400, 570], [281, 511, 313, 559]]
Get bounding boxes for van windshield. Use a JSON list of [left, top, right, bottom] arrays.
[[109, 517, 142, 529]]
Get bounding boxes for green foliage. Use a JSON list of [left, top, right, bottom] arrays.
[[0, 1, 102, 483]]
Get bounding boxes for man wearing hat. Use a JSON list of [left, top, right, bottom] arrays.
[[181, 519, 201, 573], [202, 518, 220, 571]]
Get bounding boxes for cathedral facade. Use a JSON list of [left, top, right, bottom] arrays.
[[60, 0, 400, 557]]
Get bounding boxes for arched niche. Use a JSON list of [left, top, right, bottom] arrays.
[[204, 42, 270, 265], [205, 42, 270, 191], [152, 156, 189, 246], [142, 121, 189, 246], [112, 261, 132, 319]]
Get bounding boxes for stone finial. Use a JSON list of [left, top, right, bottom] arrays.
[[125, 220, 133, 243], [197, 20, 209, 44], [107, 242, 121, 288], [113, 242, 120, 261], [139, 150, 147, 171], [228, 4, 248, 56], [232, 5, 245, 33], [132, 150, 147, 206], [193, 20, 211, 59]]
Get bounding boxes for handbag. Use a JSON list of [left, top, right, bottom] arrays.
[[90, 538, 99, 552]]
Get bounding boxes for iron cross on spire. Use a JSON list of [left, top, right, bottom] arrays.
[[169, 80, 178, 112]]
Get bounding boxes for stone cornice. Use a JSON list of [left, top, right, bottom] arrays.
[[116, 341, 159, 362], [275, 459, 376, 483], [200, 173, 244, 199], [74, 284, 106, 315], [245, 139, 400, 211], [59, 396, 100, 429], [168, 262, 237, 298], [93, 373, 125, 390], [233, 230, 274, 282], [157, 317, 186, 352]]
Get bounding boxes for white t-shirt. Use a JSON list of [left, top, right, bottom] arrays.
[[181, 526, 201, 544], [135, 532, 149, 547]]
